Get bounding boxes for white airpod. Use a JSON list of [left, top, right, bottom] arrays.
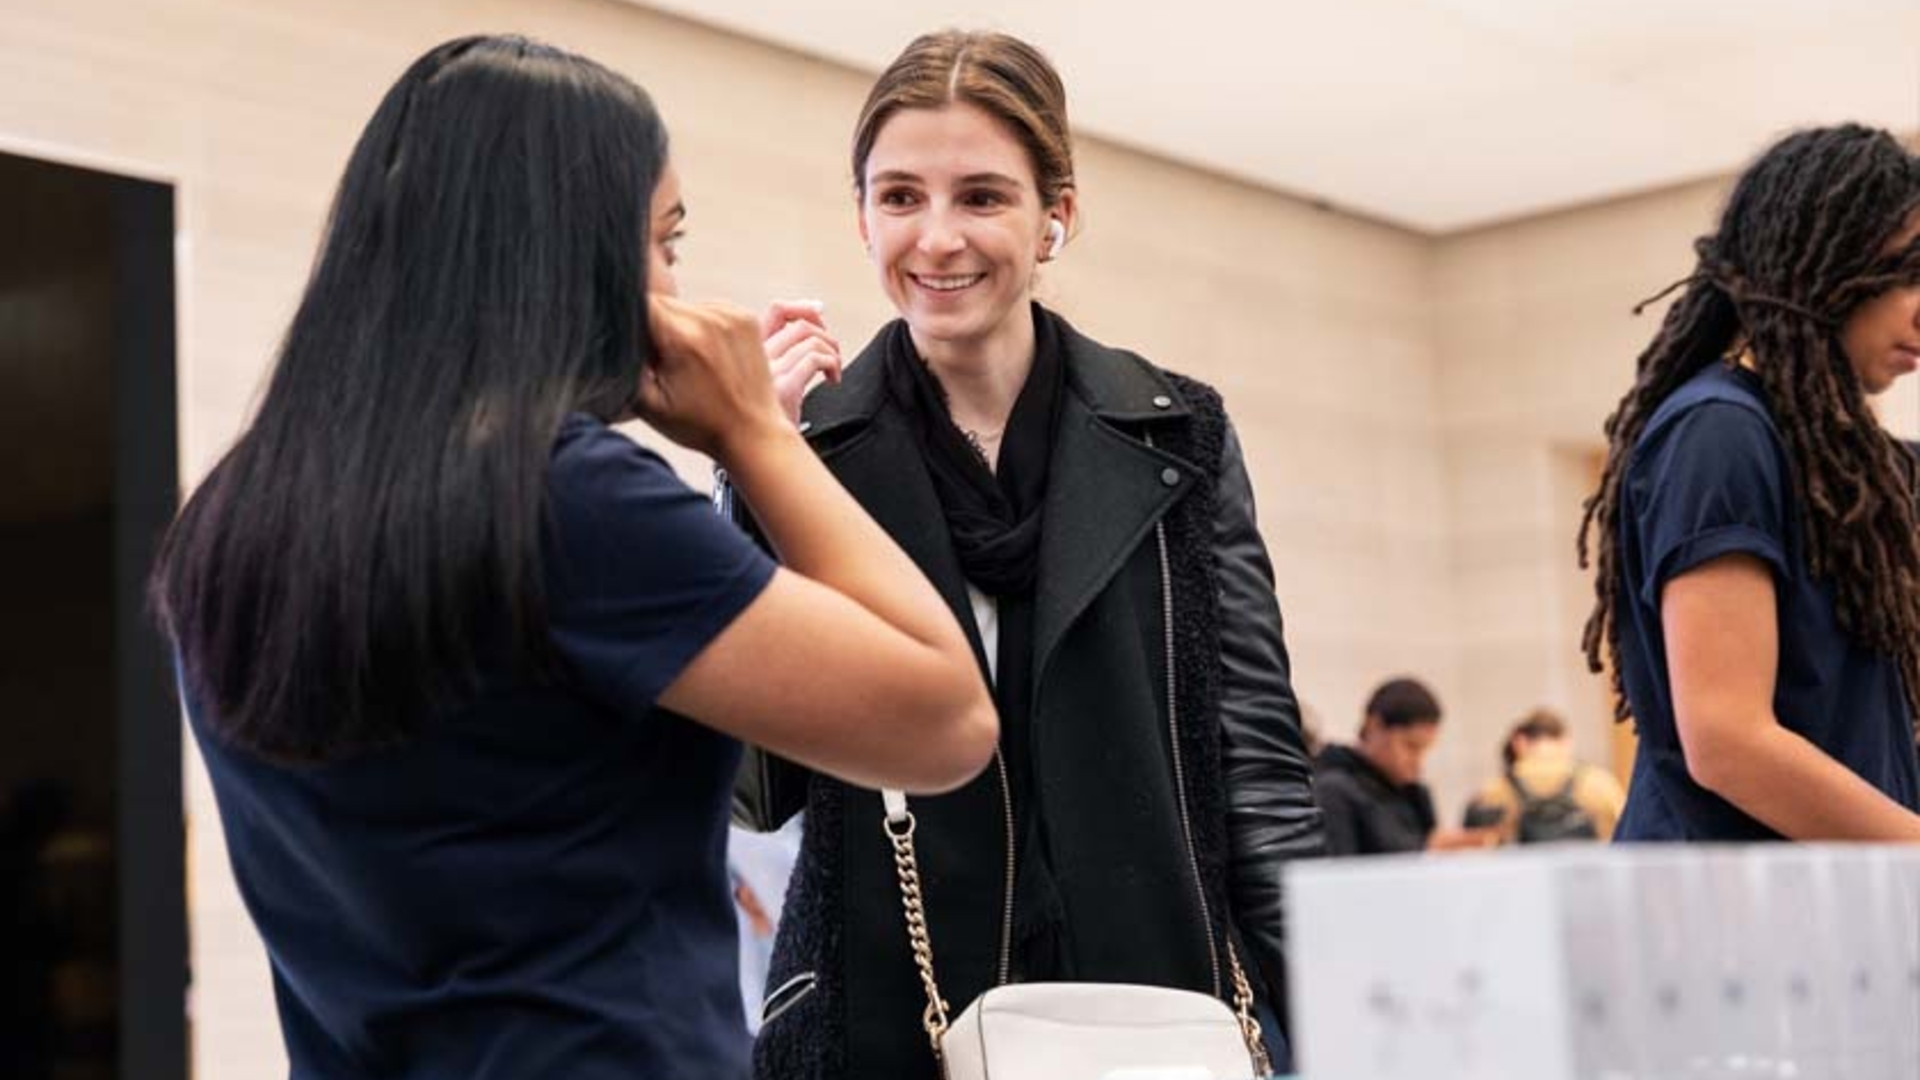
[[1046, 218, 1067, 260]]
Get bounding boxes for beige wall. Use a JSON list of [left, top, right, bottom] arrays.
[[1426, 181, 1730, 799], [7, 1, 1915, 1074], [1062, 146, 1456, 790]]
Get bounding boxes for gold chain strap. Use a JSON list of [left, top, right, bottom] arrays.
[[1226, 939, 1273, 1077], [888, 803, 1272, 1077], [883, 811, 952, 1060]]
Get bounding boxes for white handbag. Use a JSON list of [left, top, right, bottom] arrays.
[[879, 789, 1271, 1080]]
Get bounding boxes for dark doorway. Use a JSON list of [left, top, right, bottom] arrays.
[[0, 150, 184, 1080]]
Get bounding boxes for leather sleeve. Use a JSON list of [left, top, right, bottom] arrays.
[[713, 466, 817, 832], [1212, 422, 1327, 1028]]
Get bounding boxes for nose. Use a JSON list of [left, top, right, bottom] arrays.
[[916, 206, 967, 259]]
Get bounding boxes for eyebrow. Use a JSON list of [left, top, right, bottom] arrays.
[[867, 170, 1025, 190], [658, 200, 686, 224]]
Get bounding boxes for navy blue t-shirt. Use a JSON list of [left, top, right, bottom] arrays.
[[1612, 364, 1920, 840], [187, 415, 777, 1078]]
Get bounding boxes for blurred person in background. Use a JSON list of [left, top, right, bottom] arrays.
[[1316, 676, 1495, 856], [727, 817, 803, 1032], [1461, 709, 1626, 844]]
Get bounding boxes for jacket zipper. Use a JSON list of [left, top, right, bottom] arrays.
[[759, 971, 818, 1027], [1148, 436, 1224, 1000], [993, 747, 1015, 986]]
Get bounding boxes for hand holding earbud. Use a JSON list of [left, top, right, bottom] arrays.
[[760, 299, 843, 425]]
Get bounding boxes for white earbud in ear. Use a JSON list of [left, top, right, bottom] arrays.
[[1046, 218, 1067, 260]]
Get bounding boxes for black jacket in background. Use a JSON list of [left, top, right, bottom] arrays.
[[1314, 744, 1435, 856]]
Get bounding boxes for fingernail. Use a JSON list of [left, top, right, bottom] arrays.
[[795, 298, 825, 311]]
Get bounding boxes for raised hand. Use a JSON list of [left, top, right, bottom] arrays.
[[760, 299, 843, 424], [640, 294, 789, 462]]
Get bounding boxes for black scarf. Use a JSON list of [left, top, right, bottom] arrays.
[[880, 308, 1062, 597], [881, 304, 1070, 977]]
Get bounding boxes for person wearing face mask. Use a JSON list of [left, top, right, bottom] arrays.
[[1580, 124, 1920, 843], [732, 30, 1324, 1080], [153, 36, 997, 1080]]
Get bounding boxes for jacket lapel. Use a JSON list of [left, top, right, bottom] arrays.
[[1031, 327, 1198, 688], [804, 349, 989, 673], [802, 316, 1200, 690]]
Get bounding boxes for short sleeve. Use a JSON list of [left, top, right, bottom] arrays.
[[1627, 400, 1789, 606], [542, 418, 777, 718]]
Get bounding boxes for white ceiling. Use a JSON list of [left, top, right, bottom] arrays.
[[634, 0, 1920, 233]]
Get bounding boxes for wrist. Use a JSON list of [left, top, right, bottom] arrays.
[[713, 408, 805, 475]]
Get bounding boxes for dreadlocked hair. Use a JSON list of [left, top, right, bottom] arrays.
[[1578, 123, 1920, 727]]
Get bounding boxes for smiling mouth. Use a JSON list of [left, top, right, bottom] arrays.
[[910, 272, 985, 293]]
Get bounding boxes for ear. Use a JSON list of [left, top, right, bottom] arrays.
[[1041, 186, 1079, 261], [1042, 219, 1066, 261], [1051, 185, 1078, 230], [856, 196, 872, 254]]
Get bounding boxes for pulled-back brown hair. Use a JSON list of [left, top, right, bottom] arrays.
[[1578, 124, 1920, 726], [851, 30, 1075, 211]]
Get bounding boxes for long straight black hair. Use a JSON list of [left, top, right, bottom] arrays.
[[152, 35, 669, 763]]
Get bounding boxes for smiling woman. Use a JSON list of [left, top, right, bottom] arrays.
[[735, 28, 1326, 1080], [856, 101, 1073, 386]]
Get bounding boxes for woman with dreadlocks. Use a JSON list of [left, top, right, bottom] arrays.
[[1581, 123, 1920, 842]]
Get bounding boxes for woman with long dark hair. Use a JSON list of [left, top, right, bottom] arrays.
[[736, 30, 1324, 1079], [1580, 123, 1920, 842], [153, 35, 994, 1079]]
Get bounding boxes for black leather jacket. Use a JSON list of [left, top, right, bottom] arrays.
[[734, 318, 1324, 1055], [1212, 423, 1329, 1019]]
